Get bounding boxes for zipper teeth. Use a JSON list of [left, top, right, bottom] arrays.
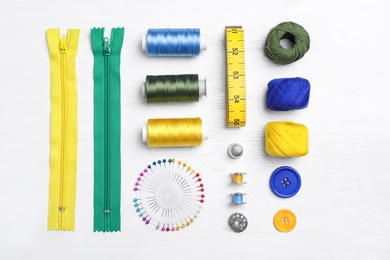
[[104, 49, 110, 231], [59, 50, 66, 229]]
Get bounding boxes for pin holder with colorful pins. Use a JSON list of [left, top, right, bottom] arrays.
[[133, 158, 205, 232]]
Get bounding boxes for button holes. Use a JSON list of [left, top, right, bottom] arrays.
[[281, 177, 290, 187]]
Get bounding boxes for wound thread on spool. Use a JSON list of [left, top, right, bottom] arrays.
[[232, 173, 246, 184], [142, 117, 208, 147], [232, 193, 246, 204], [142, 28, 207, 56], [142, 74, 207, 103], [265, 121, 308, 157], [267, 77, 310, 111], [265, 21, 310, 64]]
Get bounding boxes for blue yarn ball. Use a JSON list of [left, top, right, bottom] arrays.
[[267, 77, 310, 111]]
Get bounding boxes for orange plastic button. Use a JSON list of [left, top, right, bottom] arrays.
[[273, 209, 296, 232]]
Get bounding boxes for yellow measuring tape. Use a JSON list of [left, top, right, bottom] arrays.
[[226, 26, 246, 127]]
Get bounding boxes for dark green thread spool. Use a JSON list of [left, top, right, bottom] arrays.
[[143, 74, 207, 103]]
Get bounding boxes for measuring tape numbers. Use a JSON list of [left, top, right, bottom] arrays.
[[225, 26, 246, 127]]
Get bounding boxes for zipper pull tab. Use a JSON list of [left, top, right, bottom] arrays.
[[60, 35, 67, 53], [103, 37, 111, 56]]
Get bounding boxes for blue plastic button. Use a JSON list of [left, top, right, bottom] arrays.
[[270, 166, 301, 198]]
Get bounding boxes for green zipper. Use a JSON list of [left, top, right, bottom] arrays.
[[91, 27, 124, 232], [103, 37, 110, 230]]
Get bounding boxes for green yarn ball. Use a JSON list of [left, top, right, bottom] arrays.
[[265, 21, 310, 64]]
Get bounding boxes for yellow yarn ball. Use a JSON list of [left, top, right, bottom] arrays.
[[265, 121, 308, 157]]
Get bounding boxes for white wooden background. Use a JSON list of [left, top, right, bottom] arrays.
[[1, 0, 390, 259]]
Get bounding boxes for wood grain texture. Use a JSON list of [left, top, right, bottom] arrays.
[[1, 0, 390, 259]]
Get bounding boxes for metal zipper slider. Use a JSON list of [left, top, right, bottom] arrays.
[[103, 37, 111, 55], [59, 35, 67, 53]]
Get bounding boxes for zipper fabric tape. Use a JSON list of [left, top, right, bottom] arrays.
[[47, 28, 80, 231], [91, 27, 124, 232]]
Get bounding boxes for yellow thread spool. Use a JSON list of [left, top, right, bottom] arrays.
[[142, 117, 208, 147], [232, 173, 245, 184], [265, 121, 308, 157]]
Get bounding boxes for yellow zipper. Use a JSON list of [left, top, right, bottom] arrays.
[[47, 28, 80, 231], [59, 35, 66, 228]]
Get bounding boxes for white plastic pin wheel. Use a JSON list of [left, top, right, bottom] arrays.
[[228, 212, 248, 233], [133, 158, 205, 232]]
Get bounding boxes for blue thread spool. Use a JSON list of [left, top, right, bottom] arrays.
[[142, 28, 207, 56], [267, 77, 310, 111], [232, 193, 246, 204]]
